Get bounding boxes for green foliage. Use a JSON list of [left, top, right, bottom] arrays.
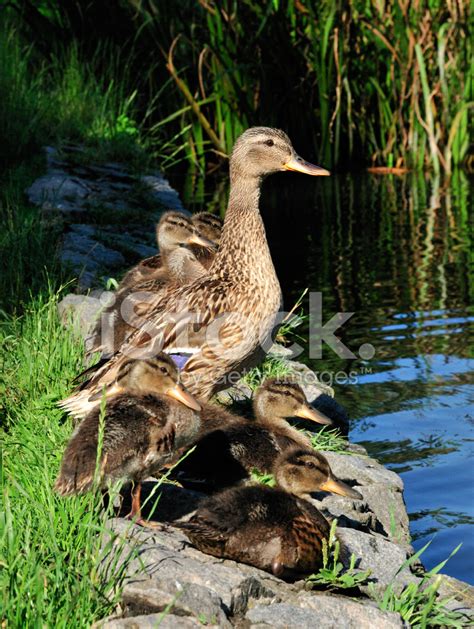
[[372, 542, 466, 628], [307, 520, 371, 590], [250, 470, 276, 486], [307, 427, 350, 454], [0, 21, 147, 167], [242, 356, 294, 390], [0, 289, 138, 625]]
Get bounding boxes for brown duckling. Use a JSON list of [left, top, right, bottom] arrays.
[[119, 211, 214, 289], [174, 378, 337, 490], [55, 353, 201, 527], [87, 212, 215, 357], [178, 448, 356, 579]]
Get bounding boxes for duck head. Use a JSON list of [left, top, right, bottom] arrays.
[[98, 354, 201, 411], [230, 127, 330, 181], [253, 378, 332, 426], [274, 449, 363, 500], [191, 212, 223, 247], [156, 211, 214, 255]]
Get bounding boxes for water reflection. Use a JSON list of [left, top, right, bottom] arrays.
[[178, 168, 473, 583]]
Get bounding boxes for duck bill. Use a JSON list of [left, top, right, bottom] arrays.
[[295, 404, 333, 425], [187, 233, 216, 250], [165, 385, 201, 411], [283, 154, 330, 176], [319, 476, 362, 499]]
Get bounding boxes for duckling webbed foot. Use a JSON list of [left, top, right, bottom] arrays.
[[125, 481, 162, 529]]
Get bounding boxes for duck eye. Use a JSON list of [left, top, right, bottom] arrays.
[[159, 367, 168, 374], [265, 139, 274, 147]]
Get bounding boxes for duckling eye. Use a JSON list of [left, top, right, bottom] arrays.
[[305, 461, 315, 469], [265, 139, 274, 147], [159, 367, 168, 374]]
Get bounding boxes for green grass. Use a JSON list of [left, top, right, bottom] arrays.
[[242, 356, 295, 390], [372, 541, 466, 628], [0, 289, 138, 625], [0, 20, 148, 168], [307, 520, 371, 591]]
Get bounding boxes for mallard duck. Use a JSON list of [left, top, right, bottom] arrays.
[[61, 127, 329, 415], [174, 378, 349, 490], [178, 448, 349, 579], [119, 211, 214, 289], [55, 353, 201, 527]]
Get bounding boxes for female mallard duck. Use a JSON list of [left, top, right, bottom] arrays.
[[178, 448, 348, 579], [61, 127, 329, 415], [174, 378, 360, 494], [55, 353, 201, 527]]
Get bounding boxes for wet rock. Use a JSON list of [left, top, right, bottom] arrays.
[[246, 597, 402, 628]]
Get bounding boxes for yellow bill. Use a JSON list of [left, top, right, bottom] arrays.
[[283, 154, 330, 176], [295, 404, 333, 425], [166, 384, 202, 411], [319, 476, 363, 500]]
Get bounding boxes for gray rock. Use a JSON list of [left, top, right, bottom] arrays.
[[434, 574, 474, 620], [27, 174, 91, 211], [62, 231, 125, 268], [107, 519, 279, 617], [141, 175, 185, 212], [322, 452, 404, 491], [57, 292, 105, 336], [99, 613, 213, 628], [122, 579, 231, 627], [246, 596, 403, 628], [336, 527, 419, 597]]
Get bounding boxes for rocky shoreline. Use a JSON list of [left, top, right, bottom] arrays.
[[27, 148, 474, 627]]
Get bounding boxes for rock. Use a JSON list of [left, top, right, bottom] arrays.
[[141, 174, 186, 212], [312, 452, 410, 544], [107, 519, 280, 618], [98, 613, 214, 628], [434, 574, 474, 620], [246, 596, 403, 628], [336, 527, 419, 597], [57, 292, 105, 336], [27, 174, 91, 212], [122, 579, 231, 627]]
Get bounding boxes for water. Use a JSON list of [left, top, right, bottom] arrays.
[[181, 169, 473, 583]]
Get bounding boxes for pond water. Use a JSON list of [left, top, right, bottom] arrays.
[[181, 169, 473, 584]]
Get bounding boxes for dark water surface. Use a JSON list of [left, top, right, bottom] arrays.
[[182, 169, 473, 583]]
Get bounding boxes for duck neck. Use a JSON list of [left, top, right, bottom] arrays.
[[210, 175, 275, 282]]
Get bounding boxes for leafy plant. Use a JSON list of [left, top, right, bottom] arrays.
[[250, 469, 276, 487], [242, 356, 294, 390], [373, 541, 466, 628], [307, 427, 350, 454], [307, 519, 371, 590]]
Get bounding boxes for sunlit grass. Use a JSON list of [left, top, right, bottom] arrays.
[[0, 289, 137, 625]]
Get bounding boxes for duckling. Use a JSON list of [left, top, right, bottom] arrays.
[[55, 353, 201, 527], [87, 212, 215, 357], [174, 378, 336, 490], [119, 211, 214, 289], [178, 448, 356, 579], [190, 212, 223, 269]]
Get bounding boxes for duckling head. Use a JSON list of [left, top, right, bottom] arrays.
[[156, 211, 214, 255], [114, 353, 201, 411], [230, 127, 330, 182], [274, 449, 362, 500], [191, 212, 223, 247], [253, 378, 332, 426]]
